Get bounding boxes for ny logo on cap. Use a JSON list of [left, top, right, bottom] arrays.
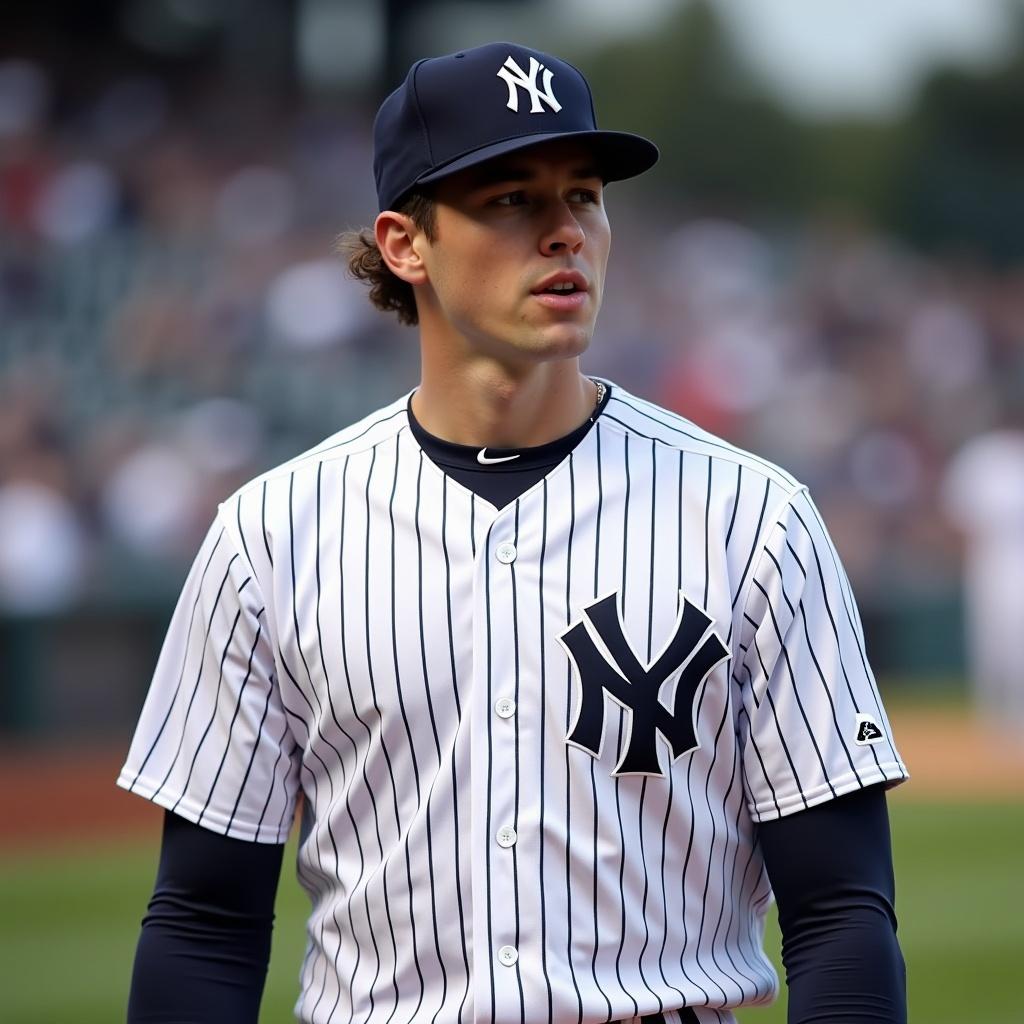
[[496, 55, 562, 114], [558, 592, 730, 777]]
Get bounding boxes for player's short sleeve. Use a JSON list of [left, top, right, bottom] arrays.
[[735, 486, 909, 823], [117, 516, 301, 843]]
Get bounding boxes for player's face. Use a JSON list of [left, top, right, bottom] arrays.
[[415, 140, 611, 365]]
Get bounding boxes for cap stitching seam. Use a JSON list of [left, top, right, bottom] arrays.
[[409, 59, 435, 166]]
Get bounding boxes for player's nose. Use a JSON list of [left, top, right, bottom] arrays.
[[539, 203, 585, 256]]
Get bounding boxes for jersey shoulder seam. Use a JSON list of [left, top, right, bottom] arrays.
[[222, 398, 411, 507], [215, 396, 411, 584], [600, 388, 802, 490], [732, 483, 812, 681]]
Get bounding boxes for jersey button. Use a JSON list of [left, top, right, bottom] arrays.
[[497, 944, 518, 967], [496, 825, 517, 848], [494, 697, 516, 718], [495, 542, 517, 564]]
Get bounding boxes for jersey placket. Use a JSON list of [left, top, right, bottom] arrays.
[[470, 497, 530, 1024]]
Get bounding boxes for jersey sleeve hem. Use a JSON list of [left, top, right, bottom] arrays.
[[116, 769, 291, 845], [747, 761, 910, 824]]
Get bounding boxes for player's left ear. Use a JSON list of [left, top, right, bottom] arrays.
[[375, 211, 429, 286]]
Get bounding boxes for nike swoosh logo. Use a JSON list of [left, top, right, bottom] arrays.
[[477, 448, 521, 465]]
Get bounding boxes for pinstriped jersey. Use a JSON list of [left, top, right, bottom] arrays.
[[118, 381, 908, 1024]]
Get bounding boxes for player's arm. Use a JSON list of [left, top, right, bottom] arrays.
[[128, 811, 285, 1023], [758, 784, 906, 1024], [735, 486, 910, 1022], [118, 514, 301, 1021]]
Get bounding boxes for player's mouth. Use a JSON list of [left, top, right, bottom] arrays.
[[530, 270, 589, 312]]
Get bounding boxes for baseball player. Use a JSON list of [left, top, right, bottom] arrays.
[[121, 43, 908, 1024]]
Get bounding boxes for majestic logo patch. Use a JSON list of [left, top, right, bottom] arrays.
[[557, 592, 730, 776], [496, 55, 562, 114], [854, 713, 885, 745]]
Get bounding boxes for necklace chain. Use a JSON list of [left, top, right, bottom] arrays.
[[588, 379, 606, 423]]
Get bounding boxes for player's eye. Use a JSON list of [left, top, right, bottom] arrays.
[[570, 188, 600, 204], [493, 191, 528, 206]]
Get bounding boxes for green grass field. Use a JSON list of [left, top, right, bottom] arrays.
[[1, 798, 1019, 1023]]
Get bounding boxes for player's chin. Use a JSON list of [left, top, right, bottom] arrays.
[[525, 310, 596, 355], [527, 322, 593, 361]]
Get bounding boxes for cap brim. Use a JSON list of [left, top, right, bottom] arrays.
[[400, 129, 658, 202]]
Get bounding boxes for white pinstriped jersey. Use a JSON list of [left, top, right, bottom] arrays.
[[119, 381, 908, 1024]]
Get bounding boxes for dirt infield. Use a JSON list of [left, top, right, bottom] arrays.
[[0, 744, 163, 849], [884, 703, 1024, 800], [0, 705, 1020, 849]]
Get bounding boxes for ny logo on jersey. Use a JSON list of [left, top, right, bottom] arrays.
[[558, 593, 730, 777], [496, 55, 562, 114]]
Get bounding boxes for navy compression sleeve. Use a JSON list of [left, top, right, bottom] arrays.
[[758, 784, 906, 1024], [127, 811, 285, 1023]]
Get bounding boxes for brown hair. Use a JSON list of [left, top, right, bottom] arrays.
[[335, 191, 437, 326]]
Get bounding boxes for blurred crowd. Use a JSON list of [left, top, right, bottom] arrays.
[[2, 58, 1022, 655], [0, 58, 411, 612]]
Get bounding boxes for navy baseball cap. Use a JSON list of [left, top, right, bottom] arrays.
[[373, 41, 659, 212]]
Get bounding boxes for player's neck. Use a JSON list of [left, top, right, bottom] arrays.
[[412, 357, 598, 449]]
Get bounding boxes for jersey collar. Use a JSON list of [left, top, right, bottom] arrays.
[[406, 381, 612, 474]]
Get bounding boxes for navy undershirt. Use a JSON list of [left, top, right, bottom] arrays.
[[128, 385, 905, 1022], [405, 380, 612, 508]]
